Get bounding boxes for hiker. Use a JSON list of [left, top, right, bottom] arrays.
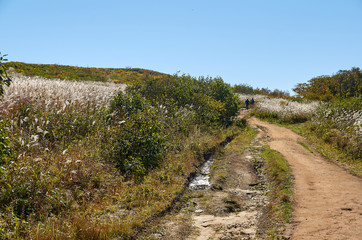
[[245, 99, 250, 110], [250, 98, 255, 108]]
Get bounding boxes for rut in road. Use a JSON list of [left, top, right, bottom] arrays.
[[249, 117, 362, 240]]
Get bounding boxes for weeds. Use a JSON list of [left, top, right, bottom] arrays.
[[258, 146, 293, 239]]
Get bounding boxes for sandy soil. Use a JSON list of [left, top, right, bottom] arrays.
[[249, 117, 362, 240]]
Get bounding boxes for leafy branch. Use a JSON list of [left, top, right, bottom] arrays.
[[0, 53, 12, 96]]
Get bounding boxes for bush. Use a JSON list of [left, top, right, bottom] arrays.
[[107, 74, 241, 178], [0, 53, 12, 96], [129, 74, 241, 126], [0, 157, 66, 219], [0, 53, 11, 165], [206, 77, 241, 125], [108, 93, 170, 177]]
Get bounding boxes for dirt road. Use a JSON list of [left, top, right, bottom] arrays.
[[249, 117, 362, 240]]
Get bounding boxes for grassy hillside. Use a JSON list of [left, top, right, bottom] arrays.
[[0, 69, 244, 239], [5, 62, 168, 83]]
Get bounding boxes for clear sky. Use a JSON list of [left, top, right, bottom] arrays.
[[1, 0, 362, 93]]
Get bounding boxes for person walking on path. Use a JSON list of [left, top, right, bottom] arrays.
[[245, 99, 250, 110], [250, 98, 255, 106]]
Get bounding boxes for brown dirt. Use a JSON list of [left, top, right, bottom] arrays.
[[249, 117, 362, 240], [150, 116, 268, 240]]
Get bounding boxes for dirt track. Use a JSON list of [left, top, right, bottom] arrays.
[[249, 117, 362, 240]]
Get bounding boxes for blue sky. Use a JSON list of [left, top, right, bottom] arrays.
[[1, 0, 362, 93]]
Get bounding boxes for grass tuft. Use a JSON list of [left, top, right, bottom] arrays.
[[298, 141, 313, 154], [258, 146, 293, 239]]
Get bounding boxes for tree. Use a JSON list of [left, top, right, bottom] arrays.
[[0, 53, 12, 96], [293, 67, 362, 100], [0, 52, 11, 164]]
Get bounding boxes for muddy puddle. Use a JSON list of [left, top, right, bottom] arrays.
[[189, 157, 214, 190], [189, 143, 230, 190]]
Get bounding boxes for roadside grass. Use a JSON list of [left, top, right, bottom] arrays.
[[211, 126, 257, 190], [258, 146, 293, 239], [224, 126, 257, 154], [206, 125, 258, 216], [286, 122, 362, 177], [297, 141, 313, 154]]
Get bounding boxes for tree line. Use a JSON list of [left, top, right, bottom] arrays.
[[293, 67, 361, 101], [232, 83, 291, 99]]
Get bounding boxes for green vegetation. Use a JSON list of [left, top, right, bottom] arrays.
[[311, 97, 361, 160], [211, 126, 257, 187], [298, 141, 313, 154], [106, 74, 241, 179], [259, 146, 293, 239], [233, 83, 290, 98], [287, 122, 362, 177], [2, 58, 360, 239], [0, 53, 11, 164], [293, 67, 361, 101], [5, 61, 168, 83], [253, 67, 361, 174], [0, 54, 12, 95], [256, 97, 361, 176], [0, 66, 243, 239]]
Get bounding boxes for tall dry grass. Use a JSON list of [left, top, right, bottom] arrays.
[[251, 96, 319, 123], [311, 100, 361, 159]]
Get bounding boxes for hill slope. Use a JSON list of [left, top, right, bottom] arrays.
[[5, 62, 168, 83]]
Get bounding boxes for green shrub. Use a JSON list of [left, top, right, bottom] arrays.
[[234, 117, 247, 128], [108, 91, 171, 177], [0, 53, 12, 164], [107, 74, 241, 178], [205, 77, 241, 125], [191, 93, 224, 126], [0, 157, 66, 220], [0, 53, 12, 96], [129, 74, 241, 126]]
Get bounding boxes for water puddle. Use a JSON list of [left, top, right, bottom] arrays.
[[189, 157, 214, 190], [189, 143, 231, 190]]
